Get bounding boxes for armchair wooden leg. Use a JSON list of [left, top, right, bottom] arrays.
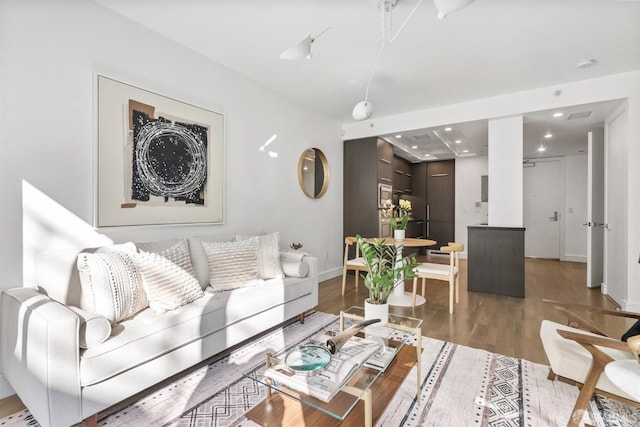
[[567, 345, 610, 427], [547, 368, 557, 381], [299, 312, 305, 324]]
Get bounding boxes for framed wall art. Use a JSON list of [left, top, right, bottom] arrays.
[[96, 75, 224, 227]]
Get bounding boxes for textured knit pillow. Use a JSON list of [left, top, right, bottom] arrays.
[[133, 250, 204, 314], [235, 233, 284, 279], [202, 238, 260, 291], [77, 251, 147, 324], [138, 239, 197, 280]]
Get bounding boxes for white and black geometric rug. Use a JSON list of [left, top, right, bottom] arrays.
[[1, 311, 638, 426]]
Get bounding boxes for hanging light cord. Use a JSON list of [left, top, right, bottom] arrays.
[[364, 40, 386, 103]]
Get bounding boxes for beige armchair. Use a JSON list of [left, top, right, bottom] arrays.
[[539, 299, 640, 427]]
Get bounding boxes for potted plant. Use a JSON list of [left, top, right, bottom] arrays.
[[391, 199, 412, 239], [356, 234, 418, 324]]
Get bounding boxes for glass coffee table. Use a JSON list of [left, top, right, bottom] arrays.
[[244, 306, 422, 427]]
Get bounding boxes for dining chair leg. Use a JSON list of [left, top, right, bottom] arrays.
[[355, 271, 359, 289], [412, 278, 418, 307], [455, 273, 459, 304], [421, 278, 426, 298], [449, 278, 454, 314], [341, 266, 347, 296]]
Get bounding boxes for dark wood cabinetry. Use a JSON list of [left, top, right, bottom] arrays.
[[343, 137, 393, 241], [426, 160, 455, 249], [392, 156, 412, 195]]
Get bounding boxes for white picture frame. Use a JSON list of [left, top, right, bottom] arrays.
[[96, 75, 224, 227]]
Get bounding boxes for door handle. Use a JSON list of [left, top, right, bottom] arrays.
[[549, 211, 559, 221], [582, 222, 592, 227]]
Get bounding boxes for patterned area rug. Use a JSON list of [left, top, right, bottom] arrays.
[[1, 311, 638, 426]]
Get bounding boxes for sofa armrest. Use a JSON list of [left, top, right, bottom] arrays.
[[303, 256, 319, 307], [1, 287, 83, 427]]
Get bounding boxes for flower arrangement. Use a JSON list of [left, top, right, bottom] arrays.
[[391, 199, 412, 230], [356, 235, 418, 304], [379, 199, 394, 218]]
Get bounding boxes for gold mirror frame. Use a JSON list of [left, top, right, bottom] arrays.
[[297, 148, 330, 199]]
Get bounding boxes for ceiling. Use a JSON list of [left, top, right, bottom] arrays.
[[95, 0, 639, 159], [381, 98, 625, 161]]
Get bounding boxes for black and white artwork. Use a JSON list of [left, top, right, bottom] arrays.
[[97, 76, 224, 227]]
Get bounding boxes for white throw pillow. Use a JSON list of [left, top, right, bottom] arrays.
[[235, 232, 284, 279], [68, 306, 112, 349], [133, 250, 204, 314], [77, 251, 148, 324], [138, 239, 197, 280], [202, 238, 260, 291], [281, 259, 309, 278]]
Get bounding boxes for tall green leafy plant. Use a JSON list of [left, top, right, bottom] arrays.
[[356, 235, 419, 304]]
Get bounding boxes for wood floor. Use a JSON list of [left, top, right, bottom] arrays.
[[0, 257, 630, 420], [319, 256, 628, 365]]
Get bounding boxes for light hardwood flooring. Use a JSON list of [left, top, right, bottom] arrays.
[[321, 256, 628, 366], [0, 257, 630, 420]]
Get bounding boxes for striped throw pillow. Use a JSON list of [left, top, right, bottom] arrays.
[[202, 237, 260, 291]]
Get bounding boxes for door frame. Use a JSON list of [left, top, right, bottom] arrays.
[[602, 101, 628, 301]]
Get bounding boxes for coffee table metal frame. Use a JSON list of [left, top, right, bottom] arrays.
[[245, 307, 422, 427]]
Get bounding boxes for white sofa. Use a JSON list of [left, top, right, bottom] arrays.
[[0, 233, 318, 427]]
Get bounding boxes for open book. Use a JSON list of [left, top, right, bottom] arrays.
[[264, 335, 381, 402]]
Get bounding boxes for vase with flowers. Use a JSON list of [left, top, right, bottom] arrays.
[[391, 199, 412, 240], [356, 234, 418, 325]]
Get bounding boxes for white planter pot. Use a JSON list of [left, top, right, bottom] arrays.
[[394, 229, 405, 240], [364, 299, 389, 329]]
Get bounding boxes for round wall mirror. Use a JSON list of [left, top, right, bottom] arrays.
[[298, 148, 330, 199]]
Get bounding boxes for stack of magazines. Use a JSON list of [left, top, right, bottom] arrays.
[[264, 336, 396, 402]]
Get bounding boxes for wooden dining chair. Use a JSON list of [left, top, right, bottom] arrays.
[[341, 236, 369, 296], [411, 242, 463, 313]]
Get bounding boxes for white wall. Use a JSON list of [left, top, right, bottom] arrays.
[[455, 157, 488, 257], [488, 116, 524, 227], [564, 155, 588, 262], [0, 0, 345, 294], [343, 70, 640, 311]]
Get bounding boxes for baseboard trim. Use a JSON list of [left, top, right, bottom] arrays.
[[561, 255, 587, 263], [319, 267, 342, 283], [0, 375, 15, 400]]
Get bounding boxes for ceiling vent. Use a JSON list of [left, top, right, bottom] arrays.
[[568, 111, 592, 120]]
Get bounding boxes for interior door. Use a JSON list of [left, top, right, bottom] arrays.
[[604, 107, 628, 303], [586, 130, 604, 288], [523, 160, 561, 258]]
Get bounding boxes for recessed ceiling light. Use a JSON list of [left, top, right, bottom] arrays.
[[553, 112, 564, 118], [424, 153, 430, 157], [538, 146, 546, 152], [444, 127, 452, 132], [455, 140, 461, 144], [395, 134, 402, 139], [411, 145, 418, 149], [544, 131, 553, 139], [576, 59, 598, 69], [463, 149, 469, 153]]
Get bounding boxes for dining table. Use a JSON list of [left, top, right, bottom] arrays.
[[366, 237, 437, 307]]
